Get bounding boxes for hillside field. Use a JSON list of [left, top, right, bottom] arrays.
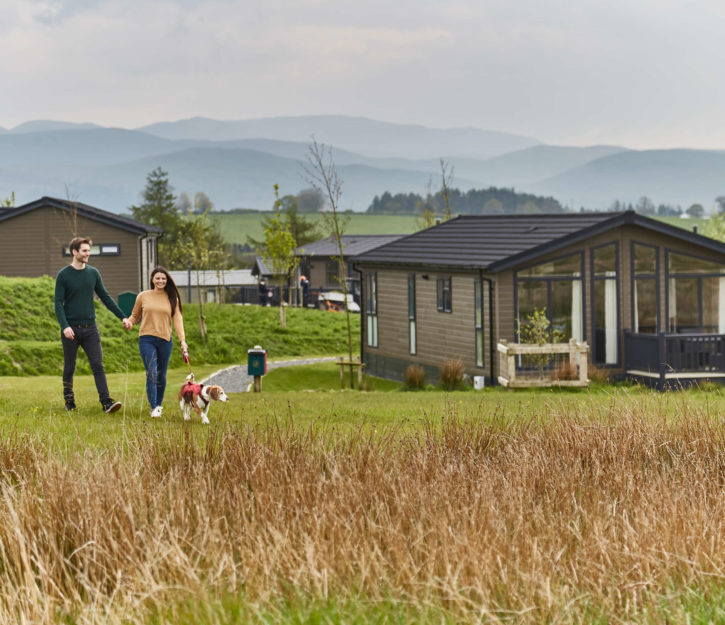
[[212, 211, 708, 252], [211, 211, 421, 246]]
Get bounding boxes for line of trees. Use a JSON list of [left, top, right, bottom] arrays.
[[367, 187, 564, 215], [609, 198, 686, 217]]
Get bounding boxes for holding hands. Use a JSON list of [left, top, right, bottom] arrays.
[[122, 318, 132, 330]]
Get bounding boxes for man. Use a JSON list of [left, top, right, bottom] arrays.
[[54, 236, 130, 413], [299, 274, 310, 307]]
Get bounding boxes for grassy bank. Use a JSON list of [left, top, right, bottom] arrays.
[[0, 276, 359, 376]]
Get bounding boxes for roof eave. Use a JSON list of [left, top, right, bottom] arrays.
[[1, 197, 162, 235], [351, 257, 486, 271]]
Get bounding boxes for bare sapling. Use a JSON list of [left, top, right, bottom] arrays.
[[303, 138, 356, 388]]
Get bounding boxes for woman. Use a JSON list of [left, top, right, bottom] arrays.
[[125, 267, 188, 417]]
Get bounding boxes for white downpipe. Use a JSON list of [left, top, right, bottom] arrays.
[[605, 275, 617, 364]]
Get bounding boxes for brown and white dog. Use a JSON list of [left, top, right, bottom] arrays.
[[178, 375, 228, 424]]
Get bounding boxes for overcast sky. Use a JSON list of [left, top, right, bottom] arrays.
[[2, 0, 724, 150]]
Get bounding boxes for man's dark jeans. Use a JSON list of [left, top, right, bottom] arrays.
[[61, 323, 111, 404]]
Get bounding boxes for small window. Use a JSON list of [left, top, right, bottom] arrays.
[[518, 255, 581, 278], [669, 252, 725, 274], [436, 276, 452, 312], [633, 243, 657, 275], [63, 243, 121, 257]]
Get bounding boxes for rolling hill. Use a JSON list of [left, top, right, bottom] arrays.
[[138, 115, 540, 160], [530, 149, 725, 210], [0, 116, 722, 213]]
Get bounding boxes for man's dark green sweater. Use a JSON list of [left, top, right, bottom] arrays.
[[54, 264, 125, 329]]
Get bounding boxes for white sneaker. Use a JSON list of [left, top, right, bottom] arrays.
[[150, 406, 162, 418]]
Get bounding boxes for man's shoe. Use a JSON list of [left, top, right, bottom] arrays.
[[64, 399, 76, 411], [102, 399, 122, 414]]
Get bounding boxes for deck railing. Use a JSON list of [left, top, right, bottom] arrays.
[[623, 331, 725, 389]]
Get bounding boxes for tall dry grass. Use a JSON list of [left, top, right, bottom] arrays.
[[2, 397, 725, 622]]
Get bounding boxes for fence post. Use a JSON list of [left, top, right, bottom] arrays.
[[568, 338, 577, 369]]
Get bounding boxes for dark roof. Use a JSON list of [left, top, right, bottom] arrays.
[[0, 197, 162, 235], [295, 234, 404, 257], [352, 211, 725, 271], [252, 256, 284, 277]]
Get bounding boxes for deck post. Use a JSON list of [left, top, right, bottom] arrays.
[[658, 332, 667, 391]]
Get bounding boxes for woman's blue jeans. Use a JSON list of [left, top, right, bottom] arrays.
[[138, 335, 173, 409]]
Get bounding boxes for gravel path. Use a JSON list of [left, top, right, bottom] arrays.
[[201, 356, 338, 393]]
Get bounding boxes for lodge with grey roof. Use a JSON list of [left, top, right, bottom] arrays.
[[353, 211, 725, 389]]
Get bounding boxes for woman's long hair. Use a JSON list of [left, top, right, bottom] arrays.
[[150, 266, 183, 317]]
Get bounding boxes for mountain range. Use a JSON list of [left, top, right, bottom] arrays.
[[0, 116, 721, 213]]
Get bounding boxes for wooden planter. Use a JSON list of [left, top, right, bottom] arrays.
[[497, 338, 589, 388]]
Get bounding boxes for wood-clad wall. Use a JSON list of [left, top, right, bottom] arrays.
[[365, 266, 489, 379], [0, 206, 144, 296]]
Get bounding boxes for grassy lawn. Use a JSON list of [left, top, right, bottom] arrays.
[[1, 362, 721, 450]]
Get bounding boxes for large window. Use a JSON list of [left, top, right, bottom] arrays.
[[365, 272, 378, 347], [632, 242, 658, 333], [474, 280, 484, 367], [516, 252, 583, 342], [592, 243, 619, 365], [408, 273, 416, 355], [667, 251, 725, 333], [436, 276, 452, 312]]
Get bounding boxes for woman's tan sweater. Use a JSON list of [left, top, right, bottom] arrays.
[[128, 290, 186, 343]]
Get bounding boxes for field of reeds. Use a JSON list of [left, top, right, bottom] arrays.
[[1, 367, 725, 623]]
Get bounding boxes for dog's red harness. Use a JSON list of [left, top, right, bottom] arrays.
[[181, 381, 204, 404]]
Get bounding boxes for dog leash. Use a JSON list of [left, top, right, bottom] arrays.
[[182, 345, 195, 381]]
